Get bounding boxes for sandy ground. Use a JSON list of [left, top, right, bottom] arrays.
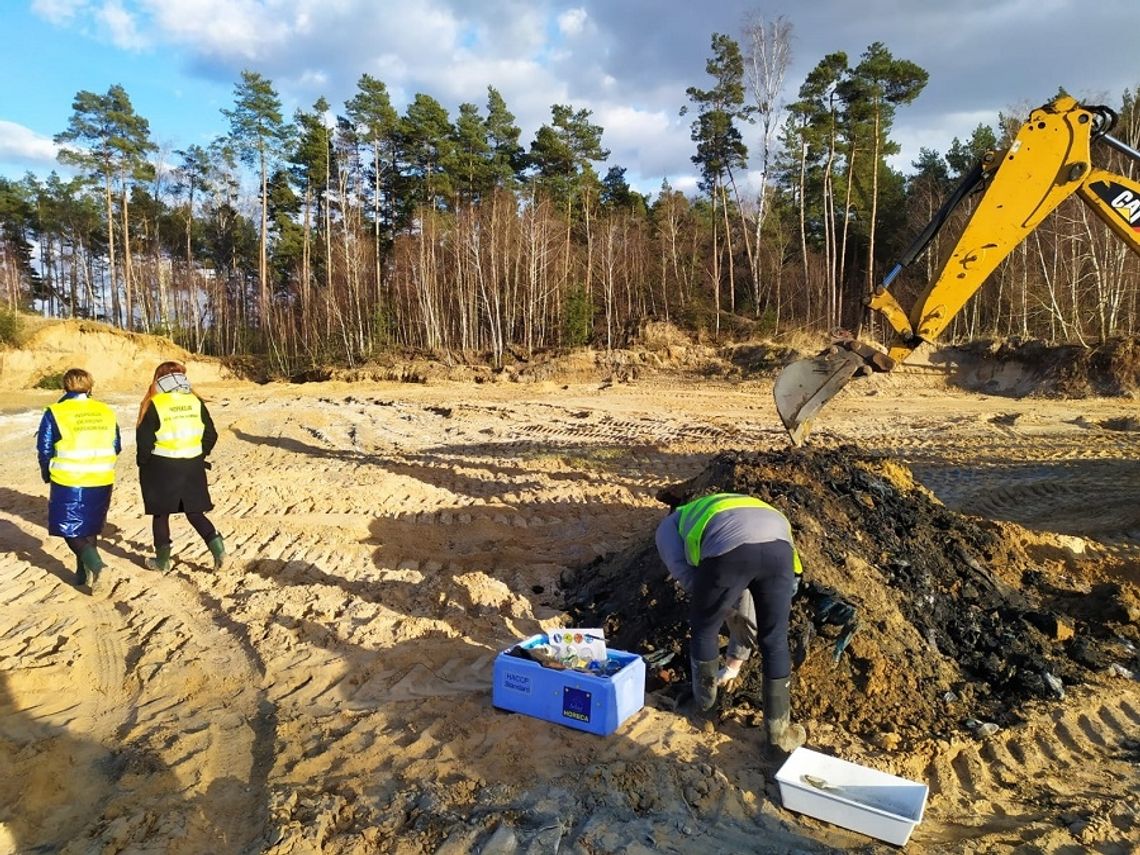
[[1, 326, 1139, 854]]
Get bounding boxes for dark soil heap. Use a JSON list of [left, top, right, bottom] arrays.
[[563, 448, 1140, 748]]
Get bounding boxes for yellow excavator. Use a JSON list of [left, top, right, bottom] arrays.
[[775, 94, 1140, 444]]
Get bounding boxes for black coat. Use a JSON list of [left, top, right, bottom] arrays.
[[136, 396, 218, 515]]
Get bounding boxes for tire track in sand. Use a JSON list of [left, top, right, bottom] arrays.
[[912, 459, 1140, 557], [0, 516, 272, 853], [919, 682, 1140, 850]]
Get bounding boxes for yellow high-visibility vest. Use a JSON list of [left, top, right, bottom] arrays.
[[48, 398, 118, 487], [150, 392, 205, 459], [677, 492, 803, 574]]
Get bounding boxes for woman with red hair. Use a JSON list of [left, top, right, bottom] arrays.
[[136, 361, 224, 572]]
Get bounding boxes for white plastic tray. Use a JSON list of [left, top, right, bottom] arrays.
[[775, 747, 928, 846]]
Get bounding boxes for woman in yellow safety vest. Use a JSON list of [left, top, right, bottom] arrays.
[[36, 367, 121, 592], [656, 492, 806, 756], [136, 361, 224, 572]]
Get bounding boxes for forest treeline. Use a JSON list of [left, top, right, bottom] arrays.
[[1, 17, 1138, 374]]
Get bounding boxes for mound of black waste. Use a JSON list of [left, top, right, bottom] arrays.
[[562, 447, 1140, 746]]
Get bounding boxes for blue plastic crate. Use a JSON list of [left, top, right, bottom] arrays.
[[492, 634, 646, 735]]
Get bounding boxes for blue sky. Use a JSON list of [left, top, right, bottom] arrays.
[[2, 0, 1139, 198], [1, 7, 231, 155]]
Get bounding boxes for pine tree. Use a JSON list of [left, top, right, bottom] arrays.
[[399, 93, 456, 212], [484, 86, 526, 191], [451, 102, 494, 205], [684, 33, 754, 329], [840, 42, 927, 295], [55, 83, 155, 328], [292, 96, 334, 323], [223, 70, 291, 327]]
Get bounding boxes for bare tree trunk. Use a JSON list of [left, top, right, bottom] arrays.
[[301, 184, 312, 354], [259, 142, 269, 328], [711, 184, 721, 337], [1033, 229, 1071, 340], [838, 144, 856, 320], [742, 13, 792, 318], [865, 109, 882, 296], [121, 182, 135, 329], [821, 138, 838, 328], [373, 145, 383, 342], [104, 175, 119, 326], [720, 184, 736, 314], [797, 138, 809, 306], [598, 218, 618, 350], [1019, 242, 1029, 337]]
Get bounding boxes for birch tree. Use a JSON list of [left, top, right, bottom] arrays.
[[742, 13, 792, 316]]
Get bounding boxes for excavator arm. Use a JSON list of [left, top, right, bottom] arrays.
[[775, 95, 1140, 444]]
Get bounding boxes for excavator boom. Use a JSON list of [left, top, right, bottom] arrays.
[[775, 95, 1140, 443]]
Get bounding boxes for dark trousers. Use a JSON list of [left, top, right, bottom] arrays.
[[64, 534, 97, 559], [689, 540, 797, 679], [152, 512, 216, 548]]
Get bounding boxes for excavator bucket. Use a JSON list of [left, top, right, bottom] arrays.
[[774, 349, 867, 445]]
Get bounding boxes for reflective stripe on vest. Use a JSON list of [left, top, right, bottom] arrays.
[[151, 391, 205, 458], [47, 398, 118, 487], [676, 492, 803, 574]]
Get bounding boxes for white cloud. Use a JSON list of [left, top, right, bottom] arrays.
[[297, 69, 329, 89], [474, 7, 546, 57], [887, 108, 1014, 172], [142, 0, 292, 60], [596, 105, 669, 162], [98, 0, 147, 49], [590, 104, 698, 194], [19, 0, 1140, 202], [597, 105, 669, 140], [557, 8, 588, 37], [0, 121, 60, 166], [31, 0, 88, 25], [670, 174, 700, 196]]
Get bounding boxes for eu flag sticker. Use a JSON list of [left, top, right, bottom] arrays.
[[562, 686, 591, 723]]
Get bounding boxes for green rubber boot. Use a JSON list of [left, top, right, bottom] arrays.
[[145, 545, 173, 573], [207, 534, 226, 570], [79, 546, 104, 592], [763, 676, 807, 760], [75, 554, 86, 587]]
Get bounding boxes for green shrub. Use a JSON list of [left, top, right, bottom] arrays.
[[0, 309, 21, 346], [34, 370, 66, 390], [563, 286, 594, 348]]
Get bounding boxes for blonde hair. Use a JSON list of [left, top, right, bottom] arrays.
[[137, 361, 192, 426], [63, 368, 94, 394]]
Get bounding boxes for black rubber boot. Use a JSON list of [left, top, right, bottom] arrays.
[[763, 676, 806, 759], [145, 545, 173, 572], [206, 534, 225, 570], [690, 656, 720, 712], [79, 546, 104, 593]]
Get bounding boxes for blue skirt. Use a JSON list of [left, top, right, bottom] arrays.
[[47, 483, 113, 538]]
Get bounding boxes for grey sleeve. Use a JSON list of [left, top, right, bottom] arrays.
[[726, 589, 758, 660], [655, 512, 695, 591]]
